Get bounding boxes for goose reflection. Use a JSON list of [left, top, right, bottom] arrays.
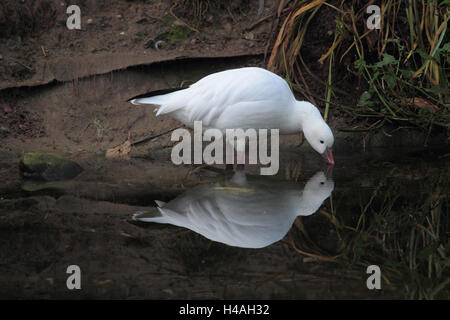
[[133, 171, 334, 248]]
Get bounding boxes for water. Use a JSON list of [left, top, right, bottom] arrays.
[[0, 146, 448, 299]]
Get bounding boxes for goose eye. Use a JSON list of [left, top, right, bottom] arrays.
[[320, 140, 324, 144], [320, 182, 324, 185]]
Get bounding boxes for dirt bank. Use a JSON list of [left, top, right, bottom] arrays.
[[0, 0, 272, 89]]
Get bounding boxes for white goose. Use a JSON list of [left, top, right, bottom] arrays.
[[130, 67, 334, 164], [133, 171, 334, 249]]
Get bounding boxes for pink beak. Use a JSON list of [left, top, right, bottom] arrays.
[[322, 148, 334, 165]]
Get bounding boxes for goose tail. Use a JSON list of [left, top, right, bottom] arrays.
[[128, 87, 188, 107], [132, 207, 167, 224]]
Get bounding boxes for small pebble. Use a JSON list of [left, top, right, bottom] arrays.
[[244, 32, 255, 40], [173, 20, 184, 27], [162, 289, 174, 295], [0, 125, 10, 133], [224, 23, 232, 33]]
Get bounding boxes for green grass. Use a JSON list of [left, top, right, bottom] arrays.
[[165, 25, 192, 41], [93, 117, 109, 140]]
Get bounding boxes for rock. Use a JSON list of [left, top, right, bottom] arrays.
[[224, 23, 232, 33], [173, 19, 185, 27], [244, 32, 255, 40], [0, 124, 10, 134], [20, 152, 83, 181], [135, 18, 148, 24]]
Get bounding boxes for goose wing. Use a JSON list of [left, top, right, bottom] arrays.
[[134, 68, 295, 128]]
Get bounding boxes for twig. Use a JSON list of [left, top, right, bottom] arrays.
[[169, 4, 199, 33], [247, 6, 291, 31], [41, 45, 47, 57], [9, 58, 33, 71], [131, 125, 184, 147]]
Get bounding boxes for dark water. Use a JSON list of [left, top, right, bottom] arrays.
[[0, 146, 448, 299], [132, 146, 449, 299]]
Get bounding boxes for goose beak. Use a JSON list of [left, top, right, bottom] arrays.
[[322, 148, 334, 165]]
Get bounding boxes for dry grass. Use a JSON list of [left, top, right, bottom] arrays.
[[267, 0, 450, 131], [0, 0, 57, 38]]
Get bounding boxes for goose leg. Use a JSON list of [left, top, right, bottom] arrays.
[[225, 140, 234, 171], [235, 138, 246, 171], [298, 132, 305, 147]]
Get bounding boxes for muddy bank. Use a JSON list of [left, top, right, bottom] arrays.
[[0, 0, 272, 89]]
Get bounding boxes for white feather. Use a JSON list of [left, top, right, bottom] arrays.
[[134, 171, 334, 248], [133, 68, 299, 129], [130, 67, 335, 157]]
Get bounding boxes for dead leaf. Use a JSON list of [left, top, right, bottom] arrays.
[[120, 232, 134, 238], [407, 97, 439, 112], [3, 105, 13, 113], [105, 133, 131, 159], [95, 279, 113, 286]]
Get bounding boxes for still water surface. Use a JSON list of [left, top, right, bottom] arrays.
[[0, 146, 448, 299], [132, 146, 449, 299]]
